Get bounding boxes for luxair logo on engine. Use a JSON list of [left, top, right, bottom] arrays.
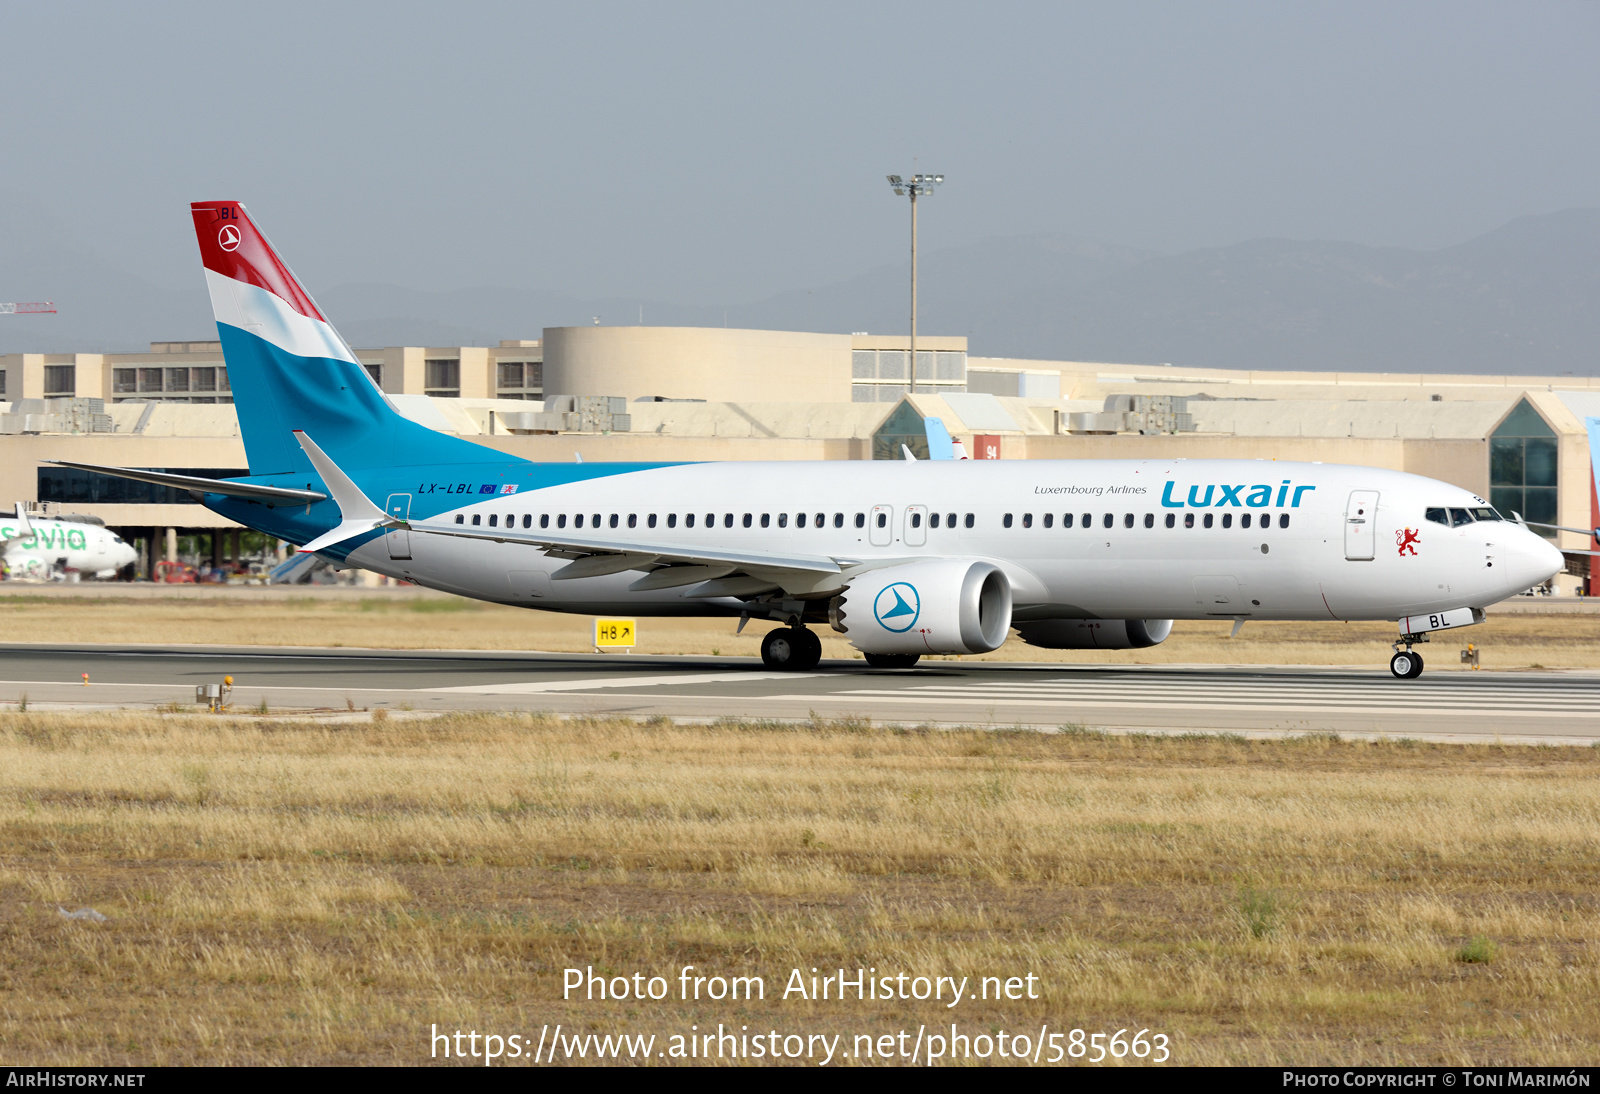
[[873, 582, 921, 633]]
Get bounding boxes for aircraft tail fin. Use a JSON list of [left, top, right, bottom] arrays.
[[190, 202, 504, 476]]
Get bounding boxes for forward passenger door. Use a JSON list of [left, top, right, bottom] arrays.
[[1344, 490, 1379, 561]]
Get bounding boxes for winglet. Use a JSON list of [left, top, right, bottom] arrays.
[[292, 431, 392, 554]]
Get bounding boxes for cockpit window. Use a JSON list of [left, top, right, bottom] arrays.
[[1425, 508, 1449, 526], [1449, 508, 1473, 527], [1470, 507, 1501, 521]]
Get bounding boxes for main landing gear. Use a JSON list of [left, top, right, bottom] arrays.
[[1390, 631, 1428, 679], [761, 626, 822, 671]]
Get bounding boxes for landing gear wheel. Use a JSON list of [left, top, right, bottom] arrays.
[[762, 627, 821, 671], [1390, 651, 1424, 679], [864, 653, 921, 669]]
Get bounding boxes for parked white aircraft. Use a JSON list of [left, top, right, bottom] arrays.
[[1, 508, 137, 580], [47, 203, 1565, 677]]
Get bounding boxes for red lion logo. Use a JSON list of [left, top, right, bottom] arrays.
[[1396, 528, 1420, 556]]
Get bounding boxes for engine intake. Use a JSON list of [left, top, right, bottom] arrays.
[[1014, 619, 1173, 650], [830, 560, 1012, 655]]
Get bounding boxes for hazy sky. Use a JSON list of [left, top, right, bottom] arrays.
[[3, 1, 1597, 304]]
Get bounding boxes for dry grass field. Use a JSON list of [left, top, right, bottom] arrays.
[[3, 589, 1598, 669], [1, 709, 1597, 1066]]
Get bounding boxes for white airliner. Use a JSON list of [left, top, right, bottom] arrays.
[[46, 203, 1565, 678], [1, 508, 137, 580]]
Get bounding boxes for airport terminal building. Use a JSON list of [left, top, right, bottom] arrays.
[[2, 326, 1596, 594]]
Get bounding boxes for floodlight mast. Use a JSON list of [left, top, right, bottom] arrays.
[[886, 174, 943, 378]]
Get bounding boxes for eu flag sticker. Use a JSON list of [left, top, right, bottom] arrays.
[[479, 484, 497, 494]]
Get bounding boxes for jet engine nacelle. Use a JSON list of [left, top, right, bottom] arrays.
[[830, 559, 1012, 655], [1014, 618, 1173, 650]]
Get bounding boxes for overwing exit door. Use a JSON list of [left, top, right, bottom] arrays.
[[869, 505, 893, 546], [1344, 490, 1379, 561], [385, 493, 412, 560], [904, 505, 928, 546]]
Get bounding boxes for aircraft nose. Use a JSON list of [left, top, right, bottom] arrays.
[[1513, 530, 1565, 585]]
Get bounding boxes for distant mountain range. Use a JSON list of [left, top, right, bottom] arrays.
[[3, 207, 1597, 375]]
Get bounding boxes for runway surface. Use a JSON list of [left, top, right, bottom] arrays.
[[1, 643, 1596, 742]]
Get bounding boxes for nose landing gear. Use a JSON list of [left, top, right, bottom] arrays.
[[761, 626, 822, 671], [1390, 631, 1428, 678]]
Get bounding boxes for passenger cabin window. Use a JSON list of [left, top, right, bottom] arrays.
[[628, 514, 637, 528], [472, 514, 481, 526], [1203, 513, 1214, 528], [964, 513, 974, 528], [1081, 512, 1091, 528], [557, 514, 567, 529], [1279, 513, 1290, 529], [778, 513, 788, 528], [1241, 513, 1252, 529], [876, 512, 888, 528], [834, 513, 844, 528], [854, 513, 865, 528], [724, 514, 734, 528], [1185, 513, 1195, 528], [742, 514, 752, 528], [455, 514, 464, 524], [1221, 513, 1232, 529], [648, 514, 657, 528], [523, 514, 532, 528], [1003, 514, 1013, 528], [1165, 514, 1175, 528], [814, 513, 824, 528], [760, 514, 770, 528], [685, 514, 694, 528], [669, 514, 679, 528], [946, 512, 955, 527], [1144, 513, 1154, 528], [1102, 513, 1113, 529], [1063, 513, 1074, 528], [1043, 513, 1053, 529], [930, 513, 941, 528], [488, 515, 497, 527], [911, 512, 922, 528], [593, 514, 601, 527], [540, 514, 550, 528], [575, 515, 584, 528], [1021, 513, 1031, 529], [610, 514, 619, 528], [1123, 513, 1134, 529]]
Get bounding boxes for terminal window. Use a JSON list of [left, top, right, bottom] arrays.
[[44, 365, 76, 396], [1489, 399, 1558, 536], [38, 466, 247, 506], [425, 358, 460, 397]]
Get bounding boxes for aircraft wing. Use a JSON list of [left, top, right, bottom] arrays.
[[292, 429, 877, 595], [407, 519, 854, 592], [41, 460, 327, 504]]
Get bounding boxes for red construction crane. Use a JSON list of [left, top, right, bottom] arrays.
[[0, 302, 56, 314]]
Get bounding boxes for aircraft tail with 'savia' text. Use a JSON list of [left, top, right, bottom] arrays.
[[190, 202, 503, 476]]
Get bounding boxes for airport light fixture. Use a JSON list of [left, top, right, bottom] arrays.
[[886, 174, 943, 375]]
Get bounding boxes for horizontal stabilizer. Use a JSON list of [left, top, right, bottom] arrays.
[[40, 460, 326, 504], [291, 431, 394, 554]]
